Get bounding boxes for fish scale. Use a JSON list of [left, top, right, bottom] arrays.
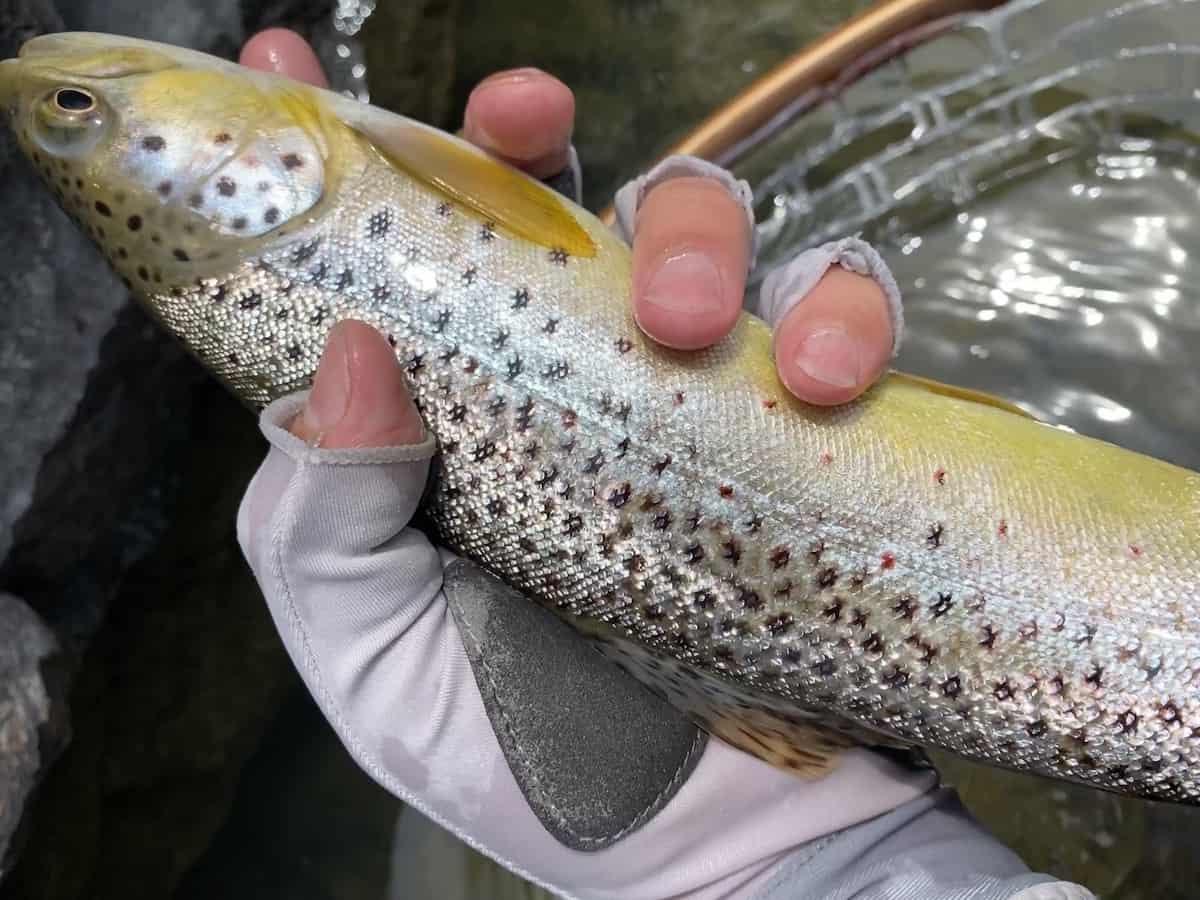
[[5, 32, 1200, 804]]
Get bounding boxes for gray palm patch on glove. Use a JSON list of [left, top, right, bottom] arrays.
[[444, 558, 706, 850]]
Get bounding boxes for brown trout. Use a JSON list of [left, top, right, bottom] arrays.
[[3, 32, 1199, 804]]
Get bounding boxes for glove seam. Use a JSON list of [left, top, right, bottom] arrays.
[[453, 599, 709, 850], [259, 391, 439, 466], [612, 154, 758, 263], [757, 235, 905, 357]]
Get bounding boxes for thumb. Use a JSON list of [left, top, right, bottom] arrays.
[[289, 320, 426, 449]]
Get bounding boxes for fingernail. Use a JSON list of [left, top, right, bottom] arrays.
[[643, 249, 725, 314], [794, 327, 862, 389], [476, 67, 545, 91], [299, 328, 352, 442]]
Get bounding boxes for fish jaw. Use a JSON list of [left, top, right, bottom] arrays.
[[0, 32, 359, 300]]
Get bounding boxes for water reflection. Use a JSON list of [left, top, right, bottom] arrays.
[[888, 139, 1200, 467]]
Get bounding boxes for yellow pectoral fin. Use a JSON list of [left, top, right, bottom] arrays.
[[886, 371, 1038, 420], [322, 89, 595, 258]]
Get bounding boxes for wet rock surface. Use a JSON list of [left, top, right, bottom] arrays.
[[0, 593, 59, 880], [0, 0, 324, 891]]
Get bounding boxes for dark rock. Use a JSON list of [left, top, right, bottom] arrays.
[[0, 0, 291, 893], [55, 0, 244, 57], [177, 684, 400, 900], [0, 593, 59, 881], [1, 382, 295, 900]]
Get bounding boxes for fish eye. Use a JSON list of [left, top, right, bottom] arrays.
[[33, 86, 110, 159], [54, 88, 96, 113]]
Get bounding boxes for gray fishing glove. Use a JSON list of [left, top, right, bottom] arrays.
[[237, 154, 1093, 900]]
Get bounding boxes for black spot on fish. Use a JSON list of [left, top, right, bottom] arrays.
[[142, 135, 166, 152], [337, 269, 354, 291], [232, 216, 248, 231], [281, 153, 304, 169], [217, 177, 237, 197], [264, 207, 281, 226], [240, 292, 262, 310], [214, 132, 232, 145], [173, 248, 190, 262], [549, 247, 568, 265], [368, 210, 391, 238], [126, 214, 142, 231], [292, 239, 320, 263], [927, 523, 944, 548], [137, 266, 149, 281], [94, 201, 111, 217], [511, 288, 530, 309], [287, 343, 302, 361], [157, 180, 173, 197]]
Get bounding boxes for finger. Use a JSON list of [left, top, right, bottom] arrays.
[[289, 320, 426, 449], [771, 267, 894, 406], [631, 176, 751, 351], [462, 68, 574, 179], [239, 28, 329, 88]]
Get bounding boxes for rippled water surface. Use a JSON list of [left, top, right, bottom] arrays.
[[889, 137, 1200, 468]]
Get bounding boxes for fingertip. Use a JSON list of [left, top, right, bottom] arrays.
[[631, 177, 750, 351], [291, 320, 425, 448], [240, 28, 329, 88], [462, 68, 574, 178], [772, 267, 894, 406]]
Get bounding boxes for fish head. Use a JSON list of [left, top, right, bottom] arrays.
[[0, 32, 334, 288]]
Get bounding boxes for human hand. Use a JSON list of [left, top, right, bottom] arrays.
[[239, 29, 898, 422]]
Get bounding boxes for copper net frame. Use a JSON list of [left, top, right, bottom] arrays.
[[599, 0, 1004, 225]]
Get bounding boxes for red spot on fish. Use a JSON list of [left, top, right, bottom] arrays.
[[1128, 544, 1143, 559], [934, 468, 946, 485], [762, 398, 777, 410], [997, 519, 1009, 539], [244, 155, 260, 167], [819, 451, 834, 465], [881, 551, 896, 570], [718, 485, 734, 498]]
